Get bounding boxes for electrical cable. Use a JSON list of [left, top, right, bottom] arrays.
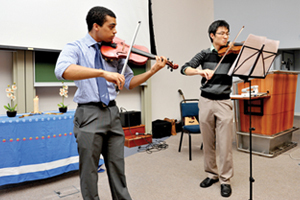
[[137, 139, 168, 154], [120, 107, 168, 152], [288, 148, 300, 160]]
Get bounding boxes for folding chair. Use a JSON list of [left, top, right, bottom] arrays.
[[178, 99, 202, 160]]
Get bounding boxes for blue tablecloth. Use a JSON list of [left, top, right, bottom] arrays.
[[0, 110, 104, 186]]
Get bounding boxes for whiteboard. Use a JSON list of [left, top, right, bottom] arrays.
[[0, 0, 150, 51], [214, 0, 300, 49]]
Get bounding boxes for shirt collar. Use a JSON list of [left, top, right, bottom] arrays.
[[83, 33, 101, 47], [210, 44, 218, 53]]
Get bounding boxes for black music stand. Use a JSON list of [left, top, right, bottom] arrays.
[[228, 34, 280, 200]]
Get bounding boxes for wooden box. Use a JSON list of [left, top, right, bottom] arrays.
[[123, 125, 145, 137], [124, 135, 152, 148]]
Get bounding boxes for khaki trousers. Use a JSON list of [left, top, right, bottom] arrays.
[[199, 96, 234, 184]]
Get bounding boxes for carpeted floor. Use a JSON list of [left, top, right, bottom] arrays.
[[1, 117, 300, 200]]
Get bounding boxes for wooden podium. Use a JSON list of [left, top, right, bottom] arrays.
[[232, 70, 299, 157]]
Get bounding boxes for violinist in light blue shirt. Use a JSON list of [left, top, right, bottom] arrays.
[[55, 6, 167, 200]]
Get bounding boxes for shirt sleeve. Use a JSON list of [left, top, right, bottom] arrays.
[[180, 50, 207, 75], [55, 43, 79, 80]]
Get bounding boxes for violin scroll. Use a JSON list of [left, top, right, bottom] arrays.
[[166, 59, 178, 72]]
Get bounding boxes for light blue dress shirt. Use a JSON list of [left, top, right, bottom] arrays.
[[55, 33, 134, 104]]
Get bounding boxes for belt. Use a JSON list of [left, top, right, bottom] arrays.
[[78, 100, 116, 109]]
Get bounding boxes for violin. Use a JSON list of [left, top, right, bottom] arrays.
[[218, 42, 244, 56], [203, 26, 244, 86], [100, 37, 178, 71]]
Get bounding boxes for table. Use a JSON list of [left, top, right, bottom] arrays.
[[0, 110, 103, 186]]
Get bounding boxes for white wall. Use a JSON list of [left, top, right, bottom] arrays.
[[35, 86, 77, 112], [0, 51, 13, 114], [214, 0, 300, 49], [38, 0, 215, 122], [0, 0, 214, 120], [35, 83, 141, 113], [2, 1, 297, 118], [150, 0, 214, 121], [0, 0, 150, 50], [214, 0, 300, 114], [294, 50, 300, 115], [35, 86, 141, 112]]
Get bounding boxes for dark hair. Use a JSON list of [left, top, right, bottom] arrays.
[[86, 6, 116, 32], [208, 20, 230, 42]]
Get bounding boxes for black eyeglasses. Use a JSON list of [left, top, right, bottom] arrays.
[[216, 32, 230, 36]]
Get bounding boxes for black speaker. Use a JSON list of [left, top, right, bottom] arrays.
[[120, 111, 141, 127], [175, 121, 182, 133], [152, 120, 172, 138]]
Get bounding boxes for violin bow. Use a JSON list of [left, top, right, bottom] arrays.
[[116, 21, 142, 92], [204, 26, 244, 85]]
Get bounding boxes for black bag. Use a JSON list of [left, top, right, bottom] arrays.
[[152, 119, 172, 138], [120, 111, 141, 127]]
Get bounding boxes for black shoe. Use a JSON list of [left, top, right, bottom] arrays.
[[221, 184, 232, 197], [200, 177, 219, 188]]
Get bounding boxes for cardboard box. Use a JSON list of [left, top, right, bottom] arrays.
[[123, 125, 145, 137], [124, 135, 152, 148]]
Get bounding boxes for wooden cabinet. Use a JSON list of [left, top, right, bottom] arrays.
[[236, 71, 298, 135]]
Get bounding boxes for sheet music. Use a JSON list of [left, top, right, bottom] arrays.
[[228, 34, 280, 78]]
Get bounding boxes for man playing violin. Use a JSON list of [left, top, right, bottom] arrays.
[[55, 6, 167, 200], [180, 20, 238, 198]]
